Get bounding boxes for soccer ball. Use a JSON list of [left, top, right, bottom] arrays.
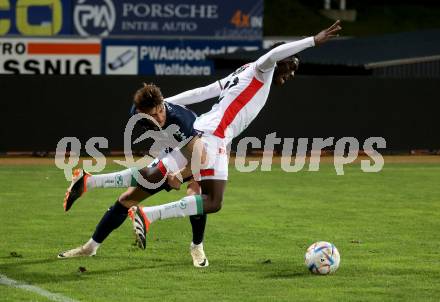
[[305, 241, 340, 275]]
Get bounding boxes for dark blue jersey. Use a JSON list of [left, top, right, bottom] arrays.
[[129, 102, 198, 143]]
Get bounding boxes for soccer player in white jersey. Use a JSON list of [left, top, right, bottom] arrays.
[[127, 21, 342, 253], [59, 83, 215, 267], [59, 47, 299, 267]]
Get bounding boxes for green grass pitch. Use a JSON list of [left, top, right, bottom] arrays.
[[1, 160, 439, 301]]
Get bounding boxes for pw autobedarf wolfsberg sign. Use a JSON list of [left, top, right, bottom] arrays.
[[102, 39, 261, 75]]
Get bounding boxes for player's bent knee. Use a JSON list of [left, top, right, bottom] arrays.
[[140, 166, 165, 184], [214, 201, 223, 213], [118, 192, 140, 208], [207, 197, 223, 213], [119, 199, 139, 208]]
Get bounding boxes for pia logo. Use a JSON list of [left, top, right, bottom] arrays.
[[179, 201, 187, 210], [74, 0, 116, 36]]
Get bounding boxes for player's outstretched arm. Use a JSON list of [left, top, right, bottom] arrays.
[[165, 81, 222, 106], [256, 20, 342, 72]]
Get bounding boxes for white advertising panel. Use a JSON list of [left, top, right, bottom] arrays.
[[0, 39, 101, 75]]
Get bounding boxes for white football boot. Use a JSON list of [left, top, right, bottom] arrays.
[[190, 242, 209, 268], [57, 245, 96, 259]]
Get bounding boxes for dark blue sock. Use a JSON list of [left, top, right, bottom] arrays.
[[190, 214, 207, 245], [92, 201, 128, 243]]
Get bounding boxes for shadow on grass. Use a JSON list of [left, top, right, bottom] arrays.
[[0, 257, 60, 268], [0, 256, 188, 285], [264, 270, 311, 279], [262, 263, 311, 279]]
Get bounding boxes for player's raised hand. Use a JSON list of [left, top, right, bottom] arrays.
[[314, 20, 342, 46], [167, 173, 182, 190]]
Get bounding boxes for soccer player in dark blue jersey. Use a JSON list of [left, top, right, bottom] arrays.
[[59, 83, 211, 267], [59, 20, 341, 267]]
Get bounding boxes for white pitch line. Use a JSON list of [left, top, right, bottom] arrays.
[[0, 273, 79, 302]]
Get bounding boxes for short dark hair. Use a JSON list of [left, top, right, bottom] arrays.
[[133, 83, 163, 111]]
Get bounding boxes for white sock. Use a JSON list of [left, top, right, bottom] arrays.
[[83, 238, 100, 253], [86, 168, 137, 190], [142, 195, 204, 223]]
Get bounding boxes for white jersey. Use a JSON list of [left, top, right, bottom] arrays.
[[166, 37, 315, 143], [164, 36, 315, 180], [193, 62, 273, 142]]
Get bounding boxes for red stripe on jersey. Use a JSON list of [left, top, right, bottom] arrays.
[[213, 77, 264, 138], [200, 169, 215, 177], [157, 160, 167, 176]]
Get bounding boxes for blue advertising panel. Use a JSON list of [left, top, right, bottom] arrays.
[[102, 39, 261, 75], [0, 0, 72, 36], [73, 0, 263, 38]]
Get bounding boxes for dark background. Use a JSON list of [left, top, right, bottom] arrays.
[[2, 1, 440, 154], [1, 75, 438, 153]]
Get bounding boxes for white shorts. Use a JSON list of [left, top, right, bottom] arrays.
[[193, 134, 229, 181], [149, 149, 188, 175]]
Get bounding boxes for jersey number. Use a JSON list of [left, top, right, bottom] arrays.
[[219, 77, 239, 101], [224, 77, 239, 90]]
